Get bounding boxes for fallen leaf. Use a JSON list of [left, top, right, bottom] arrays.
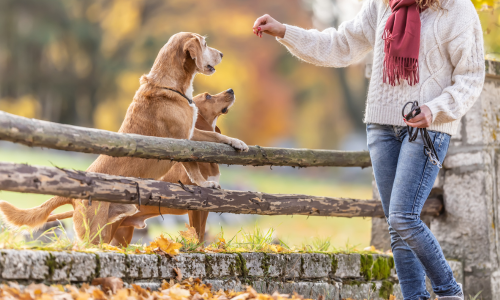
[[363, 246, 376, 252], [180, 223, 199, 243], [91, 277, 124, 294], [149, 234, 183, 256], [91, 289, 107, 300], [101, 243, 125, 253], [174, 267, 183, 281]]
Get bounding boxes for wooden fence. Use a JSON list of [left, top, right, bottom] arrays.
[[0, 111, 443, 217]]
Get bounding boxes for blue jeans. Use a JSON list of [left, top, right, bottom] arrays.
[[367, 123, 461, 300]]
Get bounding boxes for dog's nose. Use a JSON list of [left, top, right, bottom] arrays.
[[226, 88, 234, 95], [220, 52, 224, 58]]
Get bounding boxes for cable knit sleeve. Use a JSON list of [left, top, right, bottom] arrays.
[[276, 0, 377, 68], [425, 19, 485, 124]]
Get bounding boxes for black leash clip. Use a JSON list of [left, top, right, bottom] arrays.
[[402, 101, 442, 169]]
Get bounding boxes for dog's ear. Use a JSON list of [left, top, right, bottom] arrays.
[[195, 114, 213, 131], [184, 36, 204, 70], [215, 126, 221, 134]]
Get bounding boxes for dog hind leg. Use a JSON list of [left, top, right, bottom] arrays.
[[188, 210, 209, 243]]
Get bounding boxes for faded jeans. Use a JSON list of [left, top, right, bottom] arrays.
[[367, 123, 461, 300]]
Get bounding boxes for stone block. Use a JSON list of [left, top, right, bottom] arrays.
[[127, 254, 159, 279], [301, 253, 331, 279], [251, 280, 267, 293], [340, 282, 386, 300], [241, 253, 264, 277], [204, 279, 245, 292], [0, 250, 49, 280], [48, 252, 72, 282], [205, 253, 241, 278], [281, 282, 313, 298], [310, 282, 340, 300], [465, 100, 483, 145], [333, 254, 362, 278], [266, 281, 284, 294], [160, 253, 205, 279], [70, 252, 97, 282], [282, 254, 301, 279], [443, 152, 483, 169], [132, 281, 162, 292], [432, 170, 491, 267], [97, 252, 126, 278], [267, 254, 286, 278]]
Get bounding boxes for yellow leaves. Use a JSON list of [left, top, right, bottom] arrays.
[[267, 244, 286, 253], [0, 95, 40, 119], [180, 224, 199, 244], [101, 243, 125, 253], [164, 285, 192, 300], [147, 233, 183, 256], [100, 0, 143, 56], [363, 246, 377, 252]]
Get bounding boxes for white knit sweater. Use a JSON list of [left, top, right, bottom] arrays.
[[277, 0, 485, 135]]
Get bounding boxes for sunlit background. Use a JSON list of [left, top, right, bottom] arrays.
[[0, 0, 498, 249]]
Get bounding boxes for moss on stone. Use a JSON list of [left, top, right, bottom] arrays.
[[330, 254, 338, 275], [360, 254, 373, 281], [93, 253, 101, 279], [235, 253, 248, 277], [261, 253, 270, 276], [372, 256, 392, 280], [45, 253, 57, 280], [204, 254, 213, 278], [378, 280, 394, 299], [343, 280, 363, 287], [388, 256, 394, 269]]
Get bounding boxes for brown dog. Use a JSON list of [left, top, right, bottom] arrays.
[[111, 89, 236, 246], [0, 32, 248, 245]]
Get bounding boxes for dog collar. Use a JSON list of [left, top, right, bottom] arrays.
[[163, 87, 193, 104]]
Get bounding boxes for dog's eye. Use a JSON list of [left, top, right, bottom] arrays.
[[206, 94, 212, 100]]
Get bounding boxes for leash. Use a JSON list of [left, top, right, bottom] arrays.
[[163, 87, 193, 104], [402, 101, 442, 169]]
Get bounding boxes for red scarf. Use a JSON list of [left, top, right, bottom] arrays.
[[382, 0, 426, 86]]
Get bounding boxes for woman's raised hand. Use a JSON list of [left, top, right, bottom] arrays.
[[253, 14, 286, 38]]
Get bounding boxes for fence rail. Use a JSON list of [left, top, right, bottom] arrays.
[[0, 112, 371, 168], [0, 162, 443, 217]]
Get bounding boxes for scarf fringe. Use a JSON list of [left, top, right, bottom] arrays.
[[382, 30, 420, 86]]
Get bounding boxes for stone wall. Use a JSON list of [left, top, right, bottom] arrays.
[[0, 249, 463, 299], [370, 60, 500, 298]]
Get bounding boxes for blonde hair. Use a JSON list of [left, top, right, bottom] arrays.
[[383, 0, 442, 10]]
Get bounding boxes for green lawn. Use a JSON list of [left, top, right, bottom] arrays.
[[0, 143, 373, 249]]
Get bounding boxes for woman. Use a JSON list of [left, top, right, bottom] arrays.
[[252, 0, 484, 298]]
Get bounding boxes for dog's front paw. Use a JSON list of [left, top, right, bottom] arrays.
[[228, 138, 249, 152], [201, 181, 221, 189]]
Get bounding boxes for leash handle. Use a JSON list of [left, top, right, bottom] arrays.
[[402, 101, 442, 169]]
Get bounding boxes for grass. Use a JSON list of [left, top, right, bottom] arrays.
[[0, 142, 373, 249]]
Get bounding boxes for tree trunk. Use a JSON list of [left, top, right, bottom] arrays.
[[0, 162, 443, 217]]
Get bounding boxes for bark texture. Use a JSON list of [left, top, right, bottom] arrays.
[[0, 162, 443, 217], [0, 111, 370, 168]]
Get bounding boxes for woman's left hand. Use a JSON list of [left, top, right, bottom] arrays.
[[404, 105, 433, 128]]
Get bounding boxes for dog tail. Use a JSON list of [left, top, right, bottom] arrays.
[[0, 196, 72, 229], [46, 211, 74, 223]]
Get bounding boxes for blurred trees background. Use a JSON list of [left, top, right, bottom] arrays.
[[0, 0, 497, 150], [0, 0, 367, 150]]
